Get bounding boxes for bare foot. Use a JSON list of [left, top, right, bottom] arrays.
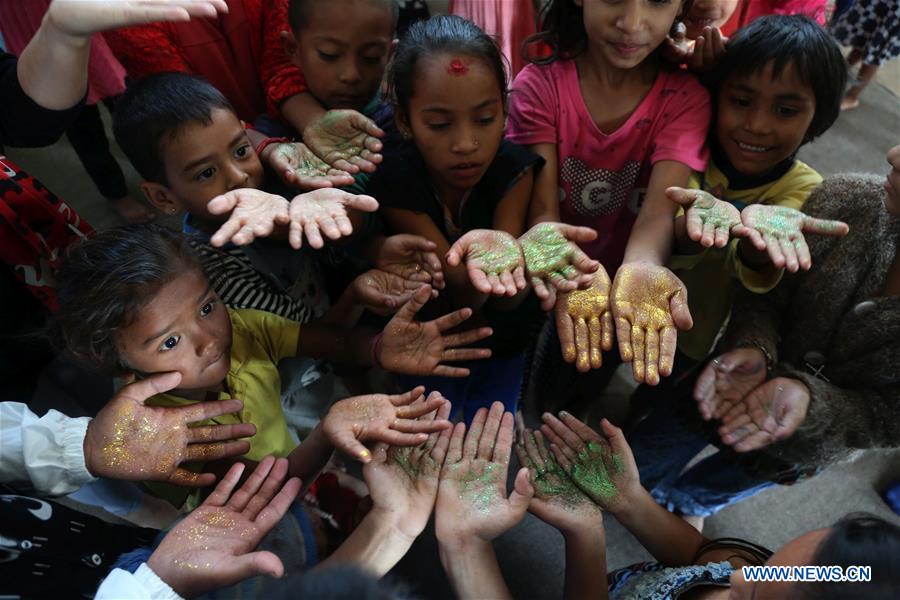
[[841, 96, 860, 111], [109, 195, 155, 223]]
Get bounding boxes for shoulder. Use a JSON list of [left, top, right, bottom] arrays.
[[803, 173, 885, 223], [511, 60, 570, 95], [654, 70, 710, 108], [229, 307, 290, 334]]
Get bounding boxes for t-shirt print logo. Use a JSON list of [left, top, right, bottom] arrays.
[[560, 158, 641, 217]]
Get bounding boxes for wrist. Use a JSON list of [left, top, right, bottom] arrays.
[[608, 486, 652, 521], [82, 419, 98, 477]]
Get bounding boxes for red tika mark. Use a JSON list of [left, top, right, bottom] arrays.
[[447, 58, 470, 75]]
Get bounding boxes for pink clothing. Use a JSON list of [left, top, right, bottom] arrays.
[[721, 0, 827, 36], [449, 0, 536, 78], [0, 0, 126, 104], [508, 61, 711, 269]]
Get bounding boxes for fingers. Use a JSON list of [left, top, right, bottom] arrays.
[[794, 237, 812, 271], [445, 242, 464, 268], [210, 218, 243, 247], [430, 402, 455, 465], [170, 468, 213, 487], [508, 467, 535, 516], [389, 385, 427, 408], [394, 284, 432, 322], [231, 551, 286, 582], [541, 412, 584, 453], [243, 457, 290, 521], [345, 194, 379, 213], [349, 110, 386, 139], [801, 216, 849, 237], [665, 186, 699, 207], [556, 308, 577, 364], [631, 325, 646, 383], [441, 347, 493, 362], [492, 410, 514, 465], [122, 371, 183, 405], [303, 220, 325, 249], [669, 285, 693, 331], [556, 223, 598, 243], [557, 410, 602, 445], [477, 402, 505, 460], [184, 439, 252, 463], [430, 305, 474, 332], [568, 248, 601, 277], [575, 317, 590, 372], [763, 233, 786, 269], [178, 397, 245, 424], [644, 327, 660, 386], [187, 422, 257, 443], [615, 317, 633, 362], [778, 236, 800, 272], [523, 430, 545, 471], [227, 456, 276, 512], [203, 461, 246, 506], [659, 325, 677, 378], [598, 418, 633, 462], [600, 309, 614, 351], [694, 360, 718, 420], [499, 270, 519, 297], [588, 316, 603, 369], [374, 429, 430, 447], [463, 407, 488, 458], [444, 422, 466, 465], [714, 223, 731, 248], [700, 219, 717, 248]]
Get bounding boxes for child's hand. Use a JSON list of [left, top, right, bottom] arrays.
[[540, 413, 640, 516], [694, 347, 768, 421], [435, 402, 533, 549], [302, 109, 385, 173], [515, 429, 602, 535], [351, 268, 434, 316], [374, 234, 445, 290], [207, 189, 290, 247], [147, 457, 301, 599], [363, 396, 453, 540], [663, 21, 692, 63], [83, 372, 256, 487], [46, 0, 227, 39], [554, 267, 615, 372], [518, 223, 601, 311], [610, 262, 692, 385], [287, 188, 378, 249], [323, 386, 451, 462], [688, 26, 727, 72], [446, 229, 527, 297], [667, 187, 745, 248], [261, 141, 355, 189], [377, 285, 493, 378], [717, 377, 810, 452], [738, 205, 849, 272]]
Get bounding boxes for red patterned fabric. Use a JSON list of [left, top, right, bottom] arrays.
[[0, 156, 94, 311], [104, 0, 305, 122]]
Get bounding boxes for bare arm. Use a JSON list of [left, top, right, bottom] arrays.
[[526, 143, 561, 226], [622, 160, 692, 265]]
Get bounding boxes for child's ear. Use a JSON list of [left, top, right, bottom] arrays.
[[388, 38, 399, 61], [281, 29, 301, 64], [394, 109, 412, 139], [140, 182, 181, 217]]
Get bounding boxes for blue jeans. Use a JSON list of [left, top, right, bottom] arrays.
[[398, 353, 525, 424], [629, 397, 777, 517]]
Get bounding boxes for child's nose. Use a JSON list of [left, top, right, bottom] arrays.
[[226, 163, 250, 191], [743, 107, 772, 135], [616, 3, 644, 33], [451, 126, 479, 155], [339, 60, 362, 85]]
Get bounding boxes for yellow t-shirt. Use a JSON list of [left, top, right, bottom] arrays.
[[669, 159, 822, 361], [146, 308, 301, 506]]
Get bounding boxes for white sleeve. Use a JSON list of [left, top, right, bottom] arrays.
[[0, 401, 96, 495], [95, 563, 183, 600]]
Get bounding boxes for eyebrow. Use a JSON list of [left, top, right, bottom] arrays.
[[182, 131, 246, 173], [422, 98, 500, 114], [141, 284, 214, 346], [729, 83, 811, 103]]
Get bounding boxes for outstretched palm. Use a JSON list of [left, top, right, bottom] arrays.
[[303, 110, 384, 173], [447, 229, 526, 296]]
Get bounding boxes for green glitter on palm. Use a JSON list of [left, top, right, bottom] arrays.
[[473, 233, 522, 274], [456, 463, 504, 513], [689, 190, 740, 229], [568, 441, 622, 503], [520, 224, 574, 279]]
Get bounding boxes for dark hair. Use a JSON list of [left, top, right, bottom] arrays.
[[387, 15, 508, 116], [705, 15, 847, 143], [795, 514, 900, 599], [268, 566, 408, 599], [524, 0, 693, 65], [54, 224, 203, 374], [112, 72, 235, 185], [288, 0, 398, 34]]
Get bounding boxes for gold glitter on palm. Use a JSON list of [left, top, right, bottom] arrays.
[[611, 263, 692, 385], [555, 268, 614, 371]]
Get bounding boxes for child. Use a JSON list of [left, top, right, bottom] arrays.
[[510, 0, 710, 385], [665, 15, 848, 370], [370, 15, 546, 421], [53, 224, 487, 504]]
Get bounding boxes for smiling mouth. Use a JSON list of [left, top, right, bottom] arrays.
[[451, 162, 481, 172], [735, 141, 774, 154]]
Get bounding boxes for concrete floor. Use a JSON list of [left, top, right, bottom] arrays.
[[5, 66, 899, 598]]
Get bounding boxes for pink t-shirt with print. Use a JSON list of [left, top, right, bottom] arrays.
[[508, 60, 711, 270]]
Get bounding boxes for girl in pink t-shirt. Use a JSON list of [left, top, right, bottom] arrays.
[[508, 0, 709, 386]]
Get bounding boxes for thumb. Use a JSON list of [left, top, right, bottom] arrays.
[[508, 467, 535, 516], [665, 186, 698, 207], [346, 194, 379, 213], [394, 284, 431, 322], [802, 216, 849, 237], [398, 234, 438, 252], [206, 191, 238, 215], [231, 550, 285, 582], [123, 371, 183, 405], [669, 286, 693, 331], [350, 110, 385, 138], [332, 429, 372, 463], [599, 418, 632, 459]]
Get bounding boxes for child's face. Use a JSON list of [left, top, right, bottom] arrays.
[[117, 267, 232, 393], [400, 53, 505, 196], [576, 0, 684, 69], [716, 61, 816, 178], [683, 0, 738, 39], [142, 108, 265, 225], [286, 0, 394, 111]]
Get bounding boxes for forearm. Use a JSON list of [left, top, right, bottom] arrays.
[[17, 18, 88, 110], [297, 323, 377, 366], [281, 93, 327, 138], [319, 508, 415, 576], [612, 488, 706, 566], [317, 286, 365, 327], [622, 212, 675, 266], [287, 425, 333, 484], [438, 539, 511, 600], [564, 528, 609, 600]]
